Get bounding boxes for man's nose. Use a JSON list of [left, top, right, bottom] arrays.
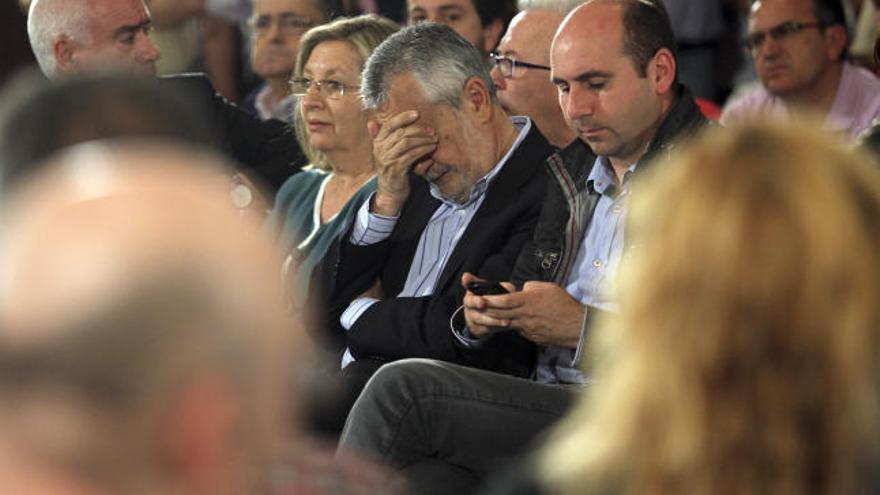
[[757, 35, 782, 59], [139, 34, 161, 63], [564, 86, 594, 121]]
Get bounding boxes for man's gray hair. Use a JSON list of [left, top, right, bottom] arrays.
[[361, 22, 496, 111], [516, 0, 584, 12], [27, 0, 93, 78]]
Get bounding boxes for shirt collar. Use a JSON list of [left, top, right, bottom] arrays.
[[255, 85, 295, 122], [587, 155, 638, 197], [428, 116, 532, 207]]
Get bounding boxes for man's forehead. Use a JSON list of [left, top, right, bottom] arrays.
[[502, 11, 560, 54], [551, 18, 624, 78], [750, 0, 814, 26], [90, 0, 151, 29]]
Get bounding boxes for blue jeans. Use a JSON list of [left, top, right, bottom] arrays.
[[338, 358, 580, 494]]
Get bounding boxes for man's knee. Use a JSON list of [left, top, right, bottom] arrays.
[[359, 358, 447, 405]]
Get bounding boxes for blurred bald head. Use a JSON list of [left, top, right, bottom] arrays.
[[0, 142, 304, 494]]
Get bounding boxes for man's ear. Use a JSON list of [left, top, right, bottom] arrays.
[[480, 19, 504, 56], [647, 48, 676, 94], [461, 76, 493, 123], [824, 24, 848, 61], [53, 35, 79, 74]]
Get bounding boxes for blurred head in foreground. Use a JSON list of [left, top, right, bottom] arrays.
[[0, 142, 304, 495], [542, 121, 880, 495], [0, 71, 216, 190]]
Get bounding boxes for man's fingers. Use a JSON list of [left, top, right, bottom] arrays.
[[463, 291, 487, 310], [395, 144, 437, 172], [378, 110, 420, 137], [385, 135, 438, 159], [394, 124, 434, 139], [467, 311, 510, 328], [481, 292, 525, 310]]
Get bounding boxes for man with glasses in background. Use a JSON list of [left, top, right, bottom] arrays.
[[489, 0, 581, 148], [242, 0, 330, 122], [722, 0, 880, 140]]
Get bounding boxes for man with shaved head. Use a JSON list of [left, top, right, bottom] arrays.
[[0, 143, 302, 494], [489, 0, 581, 147], [337, 1, 708, 492]]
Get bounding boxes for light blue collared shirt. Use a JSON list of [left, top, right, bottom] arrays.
[[339, 117, 532, 367], [534, 155, 635, 384]]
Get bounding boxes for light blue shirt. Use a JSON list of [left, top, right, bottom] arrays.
[[339, 117, 532, 367], [535, 155, 635, 384]]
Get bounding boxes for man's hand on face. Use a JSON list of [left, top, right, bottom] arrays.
[[462, 272, 585, 348], [368, 110, 438, 216]]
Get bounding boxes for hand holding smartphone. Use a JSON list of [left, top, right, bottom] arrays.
[[466, 280, 509, 296]]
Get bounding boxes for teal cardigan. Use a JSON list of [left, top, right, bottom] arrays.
[[267, 168, 377, 308]]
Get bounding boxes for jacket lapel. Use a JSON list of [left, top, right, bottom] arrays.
[[434, 125, 550, 291]]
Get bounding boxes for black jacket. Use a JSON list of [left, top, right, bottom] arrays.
[[158, 73, 305, 194], [322, 123, 555, 377], [511, 85, 710, 371]]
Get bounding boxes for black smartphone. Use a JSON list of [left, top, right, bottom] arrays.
[[466, 280, 508, 296]]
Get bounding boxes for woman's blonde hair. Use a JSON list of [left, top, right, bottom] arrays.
[[542, 121, 880, 495], [291, 14, 399, 171]]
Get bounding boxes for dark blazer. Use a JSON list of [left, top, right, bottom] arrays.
[[323, 123, 554, 377], [158, 73, 305, 194]]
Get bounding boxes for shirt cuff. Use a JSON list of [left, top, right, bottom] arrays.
[[350, 194, 399, 246], [340, 297, 380, 331], [340, 348, 355, 369], [449, 305, 492, 348]]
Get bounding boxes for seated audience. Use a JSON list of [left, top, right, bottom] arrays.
[[490, 0, 580, 148], [336, 1, 708, 492], [266, 14, 399, 328], [531, 122, 880, 495], [242, 0, 331, 123], [0, 142, 303, 494], [326, 21, 555, 373], [721, 0, 880, 140], [316, 22, 556, 435], [26, 0, 305, 194], [405, 0, 516, 58]]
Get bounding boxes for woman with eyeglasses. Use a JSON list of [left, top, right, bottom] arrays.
[[267, 15, 399, 327]]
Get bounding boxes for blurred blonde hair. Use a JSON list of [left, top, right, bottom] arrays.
[[541, 121, 880, 495], [291, 14, 399, 171]]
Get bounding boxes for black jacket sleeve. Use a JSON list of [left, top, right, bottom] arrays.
[[159, 73, 306, 195]]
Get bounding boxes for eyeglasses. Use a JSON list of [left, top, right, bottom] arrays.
[[250, 13, 314, 37], [490, 53, 551, 79], [743, 20, 825, 52], [289, 78, 360, 99]]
